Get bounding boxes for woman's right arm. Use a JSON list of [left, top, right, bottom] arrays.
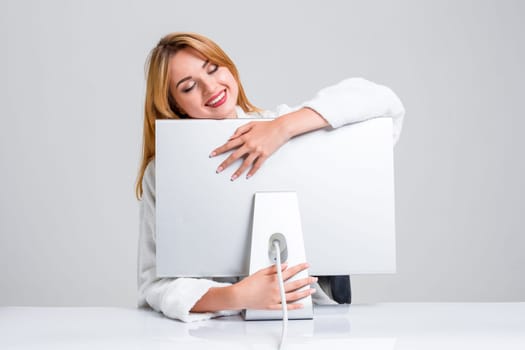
[[138, 160, 237, 322], [192, 263, 316, 312], [138, 160, 315, 321]]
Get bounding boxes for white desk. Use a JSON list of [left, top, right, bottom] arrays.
[[1, 303, 524, 349]]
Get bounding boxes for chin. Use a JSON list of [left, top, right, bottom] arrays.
[[212, 106, 237, 119]]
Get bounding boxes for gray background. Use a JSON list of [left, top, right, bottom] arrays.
[[1, 0, 523, 306]]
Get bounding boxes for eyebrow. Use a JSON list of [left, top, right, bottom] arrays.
[[175, 60, 210, 88]]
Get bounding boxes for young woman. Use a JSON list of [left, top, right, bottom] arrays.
[[137, 32, 405, 322]]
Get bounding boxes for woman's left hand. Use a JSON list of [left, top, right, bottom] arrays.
[[210, 119, 290, 180]]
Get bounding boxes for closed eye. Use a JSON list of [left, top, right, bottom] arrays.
[[182, 82, 196, 93], [208, 64, 219, 74]]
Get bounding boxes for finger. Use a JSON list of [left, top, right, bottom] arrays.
[[229, 123, 253, 140], [286, 288, 316, 303], [285, 276, 318, 292], [281, 262, 310, 281], [210, 137, 244, 158], [246, 155, 267, 179], [267, 303, 304, 311], [260, 263, 288, 275], [216, 146, 249, 173], [230, 154, 258, 181]]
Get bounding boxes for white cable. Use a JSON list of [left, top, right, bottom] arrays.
[[273, 240, 288, 350]]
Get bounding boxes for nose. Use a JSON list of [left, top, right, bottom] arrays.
[[200, 74, 215, 94]]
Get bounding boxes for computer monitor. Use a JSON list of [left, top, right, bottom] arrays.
[[155, 118, 396, 278]]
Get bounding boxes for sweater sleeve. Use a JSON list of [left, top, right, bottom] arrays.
[[276, 77, 405, 145], [137, 159, 239, 322]]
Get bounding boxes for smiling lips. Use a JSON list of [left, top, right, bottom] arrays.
[[205, 90, 227, 108]]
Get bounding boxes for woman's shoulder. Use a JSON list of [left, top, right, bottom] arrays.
[[236, 106, 276, 119], [145, 158, 155, 178], [142, 158, 156, 196]]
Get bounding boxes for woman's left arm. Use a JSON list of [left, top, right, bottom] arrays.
[[211, 108, 328, 180], [211, 77, 405, 180]]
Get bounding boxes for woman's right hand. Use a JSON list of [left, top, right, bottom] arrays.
[[231, 262, 317, 310]]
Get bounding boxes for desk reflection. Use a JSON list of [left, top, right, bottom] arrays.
[[186, 307, 395, 350]]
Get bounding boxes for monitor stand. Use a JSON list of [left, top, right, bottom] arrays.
[[243, 192, 314, 320]]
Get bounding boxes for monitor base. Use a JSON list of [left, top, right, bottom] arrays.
[[244, 191, 313, 321]]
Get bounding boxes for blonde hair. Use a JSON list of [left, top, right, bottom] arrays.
[[136, 32, 260, 199]]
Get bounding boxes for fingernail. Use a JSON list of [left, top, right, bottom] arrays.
[[246, 174, 251, 180], [313, 277, 318, 282], [209, 152, 216, 158], [216, 166, 223, 174], [230, 174, 238, 181], [310, 288, 317, 294]]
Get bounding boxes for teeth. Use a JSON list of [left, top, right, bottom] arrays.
[[208, 91, 225, 106]]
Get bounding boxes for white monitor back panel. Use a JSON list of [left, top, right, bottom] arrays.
[[156, 118, 396, 277]]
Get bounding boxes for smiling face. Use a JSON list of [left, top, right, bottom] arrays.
[[168, 48, 239, 119]]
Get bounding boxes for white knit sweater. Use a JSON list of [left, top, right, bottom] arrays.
[[137, 77, 405, 322]]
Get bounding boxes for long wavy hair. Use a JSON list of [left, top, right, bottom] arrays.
[[136, 32, 260, 199]]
